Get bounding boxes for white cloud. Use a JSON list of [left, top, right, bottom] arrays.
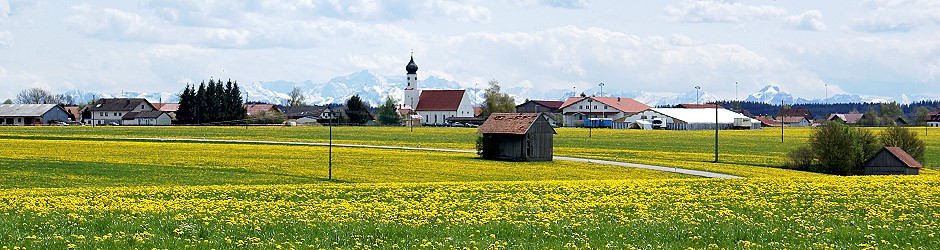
[[851, 0, 940, 32], [0, 31, 12, 47], [662, 0, 787, 23], [0, 0, 10, 17], [513, 0, 591, 9], [785, 10, 827, 31]]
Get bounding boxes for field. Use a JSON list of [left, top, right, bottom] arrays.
[[0, 126, 938, 248]]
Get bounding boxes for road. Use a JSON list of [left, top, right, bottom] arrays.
[[125, 137, 742, 179]]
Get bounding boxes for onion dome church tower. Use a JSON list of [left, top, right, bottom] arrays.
[[404, 54, 420, 109]]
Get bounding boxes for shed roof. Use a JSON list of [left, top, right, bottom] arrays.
[[87, 98, 151, 112], [415, 90, 466, 111], [560, 96, 649, 113], [244, 104, 279, 115], [877, 147, 923, 169], [0, 104, 62, 117], [647, 108, 751, 124], [478, 113, 556, 135]]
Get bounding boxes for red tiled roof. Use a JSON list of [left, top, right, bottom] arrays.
[[153, 103, 180, 112], [778, 108, 813, 119], [244, 104, 279, 115], [478, 113, 554, 135], [927, 112, 940, 122], [560, 97, 650, 114], [884, 147, 923, 168], [779, 116, 807, 123], [676, 104, 723, 109], [531, 100, 564, 109], [415, 90, 465, 111], [63, 106, 80, 120], [473, 107, 483, 116], [754, 115, 779, 126]]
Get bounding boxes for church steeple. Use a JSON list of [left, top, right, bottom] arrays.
[[404, 53, 420, 109]]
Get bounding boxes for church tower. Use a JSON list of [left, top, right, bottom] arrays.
[[404, 54, 420, 109]]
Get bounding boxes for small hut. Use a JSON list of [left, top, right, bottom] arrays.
[[478, 113, 556, 162], [863, 147, 922, 175]]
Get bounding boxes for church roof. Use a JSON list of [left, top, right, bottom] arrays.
[[406, 56, 418, 74], [415, 90, 465, 111]]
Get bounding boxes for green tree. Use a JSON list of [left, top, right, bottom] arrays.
[[880, 126, 926, 162], [176, 84, 197, 124], [2, 99, 12, 104], [480, 80, 515, 118], [806, 121, 880, 175], [344, 95, 372, 124], [195, 82, 208, 124], [288, 87, 307, 107], [879, 101, 903, 121], [914, 106, 931, 126], [859, 106, 880, 126], [375, 96, 402, 125], [225, 80, 246, 121]]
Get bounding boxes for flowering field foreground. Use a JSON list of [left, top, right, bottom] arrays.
[[1, 176, 938, 249]]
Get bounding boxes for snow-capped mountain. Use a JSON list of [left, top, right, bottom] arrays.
[[61, 74, 937, 108]]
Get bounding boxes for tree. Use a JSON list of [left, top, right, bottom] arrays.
[[859, 106, 880, 126], [246, 110, 286, 124], [480, 80, 515, 118], [15, 88, 72, 105], [344, 95, 372, 124], [914, 106, 931, 126], [376, 96, 402, 125], [803, 121, 880, 175], [879, 101, 903, 120], [880, 126, 926, 162], [176, 84, 196, 124], [2, 99, 12, 104], [288, 87, 307, 107]]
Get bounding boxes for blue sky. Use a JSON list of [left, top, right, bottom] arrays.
[[0, 0, 938, 101]]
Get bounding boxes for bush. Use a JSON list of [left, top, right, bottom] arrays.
[[785, 146, 813, 171], [880, 126, 926, 162], [475, 135, 484, 156], [801, 121, 881, 175]]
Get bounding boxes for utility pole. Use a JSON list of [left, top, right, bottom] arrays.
[[781, 100, 785, 143], [329, 111, 333, 180], [714, 104, 719, 163]]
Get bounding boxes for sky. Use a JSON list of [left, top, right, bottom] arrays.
[[1, 0, 939, 101]]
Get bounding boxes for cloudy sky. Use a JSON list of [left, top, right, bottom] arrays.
[[1, 0, 938, 101]]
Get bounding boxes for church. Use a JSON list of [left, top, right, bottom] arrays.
[[403, 56, 474, 125]]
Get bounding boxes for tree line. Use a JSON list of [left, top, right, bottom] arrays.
[[717, 100, 940, 125], [176, 79, 246, 124]]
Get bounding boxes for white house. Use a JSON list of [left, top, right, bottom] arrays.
[[779, 116, 811, 127], [87, 98, 171, 125], [617, 108, 760, 130], [559, 96, 650, 127], [400, 55, 474, 125], [0, 104, 71, 125]]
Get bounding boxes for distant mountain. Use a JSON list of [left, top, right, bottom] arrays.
[[61, 73, 938, 108]]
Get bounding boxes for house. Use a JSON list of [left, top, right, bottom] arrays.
[[63, 106, 81, 122], [86, 98, 170, 125], [244, 103, 281, 116], [927, 112, 940, 127], [863, 147, 922, 175], [122, 111, 172, 125], [778, 116, 811, 127], [778, 108, 814, 122], [0, 104, 70, 125], [414, 90, 474, 125], [754, 115, 779, 127], [616, 108, 760, 130], [559, 96, 650, 127], [153, 103, 180, 121], [516, 100, 564, 114], [828, 113, 864, 125], [478, 113, 556, 162]]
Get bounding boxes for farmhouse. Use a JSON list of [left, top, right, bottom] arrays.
[[863, 147, 922, 175], [87, 98, 171, 125], [0, 104, 70, 125], [153, 103, 180, 121], [778, 108, 814, 122], [828, 113, 864, 125], [559, 96, 649, 127], [244, 103, 281, 116], [928, 112, 940, 127], [778, 116, 811, 127], [615, 108, 759, 130], [478, 113, 556, 162]]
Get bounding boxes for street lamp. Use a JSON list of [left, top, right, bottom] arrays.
[[824, 83, 828, 104], [735, 81, 738, 102], [587, 98, 593, 138], [328, 109, 334, 180], [695, 86, 701, 105], [599, 82, 605, 97]]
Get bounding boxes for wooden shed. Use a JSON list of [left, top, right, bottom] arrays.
[[478, 113, 556, 162], [863, 147, 922, 175]]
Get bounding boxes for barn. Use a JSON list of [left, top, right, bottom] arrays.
[[615, 108, 760, 130], [478, 113, 556, 162], [863, 147, 922, 175], [0, 104, 71, 125]]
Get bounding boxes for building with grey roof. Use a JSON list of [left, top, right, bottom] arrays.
[[0, 104, 70, 125]]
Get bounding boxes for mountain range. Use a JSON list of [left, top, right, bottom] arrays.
[[63, 70, 938, 107]]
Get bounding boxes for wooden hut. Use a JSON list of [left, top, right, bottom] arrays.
[[863, 147, 922, 175], [478, 113, 556, 162]]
